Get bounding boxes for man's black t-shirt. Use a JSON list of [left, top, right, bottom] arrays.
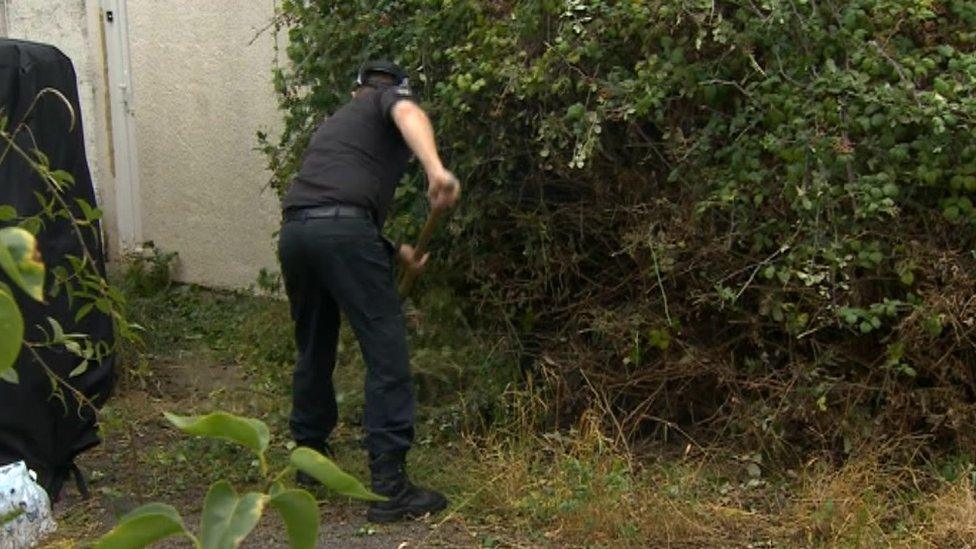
[[281, 85, 415, 226]]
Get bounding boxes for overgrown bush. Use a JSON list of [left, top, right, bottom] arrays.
[[262, 0, 976, 461]]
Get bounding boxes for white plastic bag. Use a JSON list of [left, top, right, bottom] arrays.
[[0, 461, 56, 549]]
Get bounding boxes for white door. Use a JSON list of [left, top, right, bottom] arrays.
[[100, 0, 142, 250]]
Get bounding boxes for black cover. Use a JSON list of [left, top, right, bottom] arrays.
[[0, 39, 115, 498]]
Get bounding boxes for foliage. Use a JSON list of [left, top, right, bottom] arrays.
[[0, 282, 25, 378], [264, 1, 976, 458], [120, 243, 178, 298], [0, 226, 45, 301], [0, 227, 44, 380], [95, 410, 384, 549]]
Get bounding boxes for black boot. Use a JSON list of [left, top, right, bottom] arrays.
[[294, 439, 334, 488], [367, 451, 447, 523]]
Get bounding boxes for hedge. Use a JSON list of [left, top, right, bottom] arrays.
[[262, 0, 976, 459]]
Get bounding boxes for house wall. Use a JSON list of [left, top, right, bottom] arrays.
[[5, 0, 284, 290], [126, 0, 282, 289]]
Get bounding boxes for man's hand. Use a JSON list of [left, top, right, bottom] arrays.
[[397, 244, 429, 273], [428, 168, 461, 211]]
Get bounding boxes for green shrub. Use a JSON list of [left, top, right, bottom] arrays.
[[263, 1, 976, 459]]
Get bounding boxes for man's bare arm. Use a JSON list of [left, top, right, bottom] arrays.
[[391, 100, 460, 209]]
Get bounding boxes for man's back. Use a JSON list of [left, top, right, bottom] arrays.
[[282, 86, 413, 225]]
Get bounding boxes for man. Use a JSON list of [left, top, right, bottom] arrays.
[[278, 60, 460, 523]]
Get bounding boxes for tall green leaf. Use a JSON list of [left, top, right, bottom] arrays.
[[267, 488, 319, 549], [218, 492, 266, 549], [197, 481, 266, 549], [0, 227, 44, 301], [94, 503, 194, 549], [200, 481, 238, 549], [163, 411, 270, 472], [0, 284, 23, 382], [290, 447, 386, 502]]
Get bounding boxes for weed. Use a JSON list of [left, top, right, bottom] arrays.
[[119, 242, 178, 297]]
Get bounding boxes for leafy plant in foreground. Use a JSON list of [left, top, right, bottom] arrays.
[[0, 227, 44, 380], [95, 411, 385, 549]]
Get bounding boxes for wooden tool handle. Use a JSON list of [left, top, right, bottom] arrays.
[[397, 178, 459, 297], [397, 205, 448, 296]]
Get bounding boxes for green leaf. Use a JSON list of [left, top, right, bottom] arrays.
[[923, 315, 944, 337], [50, 169, 75, 188], [267, 489, 319, 549], [219, 492, 266, 548], [839, 308, 858, 324], [290, 447, 386, 502], [0, 284, 24, 381], [46, 318, 84, 342], [75, 198, 103, 223], [0, 205, 16, 222], [64, 340, 82, 356], [18, 217, 41, 235], [164, 412, 270, 470], [201, 481, 237, 548], [69, 360, 89, 378], [943, 205, 960, 221], [0, 368, 18, 384], [198, 481, 271, 549], [94, 503, 193, 549], [75, 302, 95, 322], [0, 227, 45, 301]]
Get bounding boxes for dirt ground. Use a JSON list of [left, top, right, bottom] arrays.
[[46, 344, 499, 548]]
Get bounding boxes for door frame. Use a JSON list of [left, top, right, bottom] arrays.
[[99, 0, 143, 250], [0, 0, 9, 37]]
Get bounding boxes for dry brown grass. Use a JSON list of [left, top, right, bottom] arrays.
[[919, 477, 976, 548], [449, 387, 976, 548], [773, 455, 903, 546]]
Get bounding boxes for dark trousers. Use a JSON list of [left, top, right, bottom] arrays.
[[278, 215, 414, 456]]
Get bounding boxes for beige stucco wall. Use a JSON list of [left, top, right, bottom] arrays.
[[2, 0, 119, 255], [126, 0, 282, 289], [4, 0, 283, 289]]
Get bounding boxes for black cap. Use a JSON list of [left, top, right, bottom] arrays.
[[355, 60, 408, 88]]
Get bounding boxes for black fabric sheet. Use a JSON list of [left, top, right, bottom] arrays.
[[0, 39, 115, 499]]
